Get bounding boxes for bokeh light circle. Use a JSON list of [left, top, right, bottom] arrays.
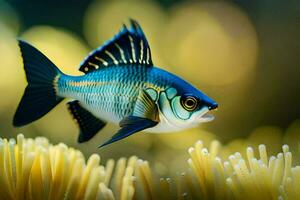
[[156, 128, 216, 150], [0, 3, 22, 112], [21, 26, 89, 75], [163, 1, 258, 86], [248, 126, 283, 155]]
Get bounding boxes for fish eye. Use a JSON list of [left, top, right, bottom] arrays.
[[180, 95, 198, 111]]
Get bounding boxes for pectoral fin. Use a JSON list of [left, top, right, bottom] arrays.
[[99, 89, 159, 147], [99, 116, 158, 148], [132, 89, 159, 120], [67, 100, 106, 143]]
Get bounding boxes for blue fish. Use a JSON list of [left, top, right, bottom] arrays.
[[13, 19, 218, 147]]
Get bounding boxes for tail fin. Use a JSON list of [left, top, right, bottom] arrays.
[[13, 40, 64, 127]]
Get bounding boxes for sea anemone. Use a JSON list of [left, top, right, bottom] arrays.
[[0, 134, 299, 200], [181, 141, 300, 200], [0, 134, 141, 200]]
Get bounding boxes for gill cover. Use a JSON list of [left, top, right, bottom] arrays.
[[159, 88, 192, 122]]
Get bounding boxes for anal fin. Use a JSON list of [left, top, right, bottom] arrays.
[[67, 100, 106, 143]]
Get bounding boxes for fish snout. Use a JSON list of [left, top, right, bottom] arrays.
[[208, 102, 218, 110]]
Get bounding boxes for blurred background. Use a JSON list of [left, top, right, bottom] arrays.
[[0, 0, 299, 175]]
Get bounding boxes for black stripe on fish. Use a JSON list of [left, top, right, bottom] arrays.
[[13, 40, 64, 127], [67, 100, 106, 143], [79, 19, 153, 74]]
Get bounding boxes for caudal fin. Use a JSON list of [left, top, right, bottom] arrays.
[[13, 40, 64, 127]]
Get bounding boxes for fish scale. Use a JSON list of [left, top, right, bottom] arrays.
[[14, 19, 217, 147], [56, 65, 168, 123]]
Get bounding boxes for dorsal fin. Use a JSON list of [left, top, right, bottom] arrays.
[[79, 19, 153, 74]]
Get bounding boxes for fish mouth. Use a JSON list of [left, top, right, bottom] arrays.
[[197, 107, 215, 123], [199, 112, 215, 122]]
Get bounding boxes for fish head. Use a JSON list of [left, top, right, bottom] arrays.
[[156, 81, 218, 131]]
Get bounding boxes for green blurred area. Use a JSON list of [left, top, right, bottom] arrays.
[[0, 0, 299, 174]]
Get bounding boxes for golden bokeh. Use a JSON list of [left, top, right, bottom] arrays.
[[163, 1, 258, 86], [248, 126, 283, 154], [21, 26, 90, 75], [0, 10, 23, 113], [157, 128, 216, 150]]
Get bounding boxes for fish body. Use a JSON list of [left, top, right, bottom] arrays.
[[14, 20, 218, 147], [57, 66, 169, 124], [57, 66, 215, 132]]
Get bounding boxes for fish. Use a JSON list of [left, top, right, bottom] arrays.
[[13, 19, 218, 147]]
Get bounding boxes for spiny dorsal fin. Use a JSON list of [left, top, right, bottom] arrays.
[[79, 19, 153, 74]]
